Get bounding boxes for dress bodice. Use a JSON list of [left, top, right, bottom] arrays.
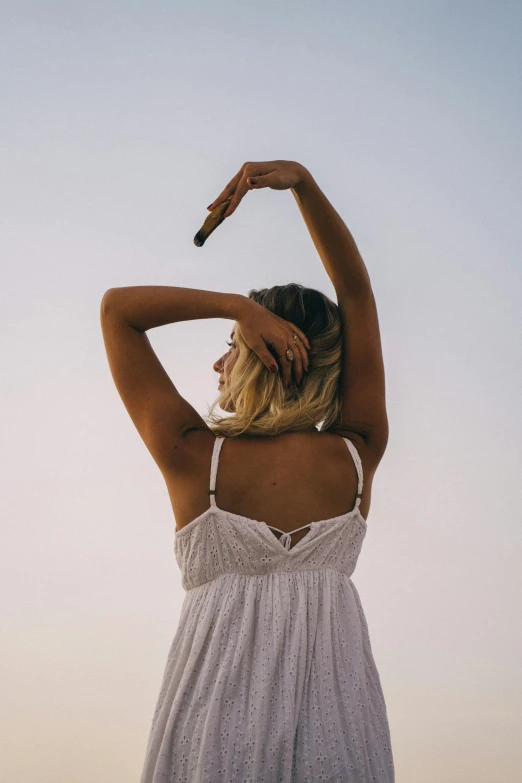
[[174, 436, 367, 590]]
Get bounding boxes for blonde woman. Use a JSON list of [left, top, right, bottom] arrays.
[[101, 160, 395, 782]]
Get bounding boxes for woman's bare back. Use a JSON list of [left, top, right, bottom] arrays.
[[162, 428, 381, 547]]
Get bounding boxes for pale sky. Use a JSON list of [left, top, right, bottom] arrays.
[[2, 2, 522, 781]]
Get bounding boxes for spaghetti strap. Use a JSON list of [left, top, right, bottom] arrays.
[[209, 436, 225, 507], [340, 436, 364, 511]]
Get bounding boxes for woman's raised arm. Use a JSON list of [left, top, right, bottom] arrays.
[[292, 167, 388, 456], [291, 165, 372, 298]]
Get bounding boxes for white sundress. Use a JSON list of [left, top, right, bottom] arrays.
[[140, 435, 395, 782]]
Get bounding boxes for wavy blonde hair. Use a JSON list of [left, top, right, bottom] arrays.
[[206, 283, 343, 437]]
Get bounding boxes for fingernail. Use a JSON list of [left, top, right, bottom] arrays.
[[249, 178, 257, 185], [269, 363, 278, 373], [207, 204, 213, 210]]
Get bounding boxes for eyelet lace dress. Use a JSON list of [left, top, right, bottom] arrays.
[[140, 435, 395, 782]]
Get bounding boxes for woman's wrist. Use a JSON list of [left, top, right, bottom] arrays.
[[229, 292, 253, 320], [292, 163, 315, 196]]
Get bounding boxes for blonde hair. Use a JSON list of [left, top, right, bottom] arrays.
[[206, 283, 343, 437]]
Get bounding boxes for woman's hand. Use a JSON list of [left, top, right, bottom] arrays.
[[208, 160, 308, 218], [236, 297, 310, 389]]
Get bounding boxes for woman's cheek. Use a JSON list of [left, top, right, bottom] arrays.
[[226, 352, 238, 374]]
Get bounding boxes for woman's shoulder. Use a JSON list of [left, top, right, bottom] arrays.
[[182, 424, 383, 476]]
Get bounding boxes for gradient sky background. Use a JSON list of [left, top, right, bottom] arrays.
[[2, 2, 522, 781]]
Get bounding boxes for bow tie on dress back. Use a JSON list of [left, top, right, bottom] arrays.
[[278, 531, 294, 551]]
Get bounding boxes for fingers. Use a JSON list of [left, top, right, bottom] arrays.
[[285, 324, 310, 388], [275, 335, 303, 388], [293, 338, 308, 383], [286, 323, 311, 351], [261, 330, 311, 388], [207, 168, 244, 212], [287, 323, 311, 368], [207, 162, 272, 218], [248, 338, 279, 375], [290, 342, 305, 387], [279, 348, 292, 390], [223, 170, 251, 218]]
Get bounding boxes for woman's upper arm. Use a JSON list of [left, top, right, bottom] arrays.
[[100, 297, 209, 472], [329, 289, 389, 457]]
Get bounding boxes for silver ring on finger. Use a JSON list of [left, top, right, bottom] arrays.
[[285, 347, 295, 362]]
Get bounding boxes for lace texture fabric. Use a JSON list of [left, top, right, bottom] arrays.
[[140, 436, 395, 782]]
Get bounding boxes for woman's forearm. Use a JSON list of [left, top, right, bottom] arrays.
[[291, 166, 372, 298], [101, 286, 248, 332]]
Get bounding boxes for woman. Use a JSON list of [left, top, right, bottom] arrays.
[[100, 160, 395, 782]]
